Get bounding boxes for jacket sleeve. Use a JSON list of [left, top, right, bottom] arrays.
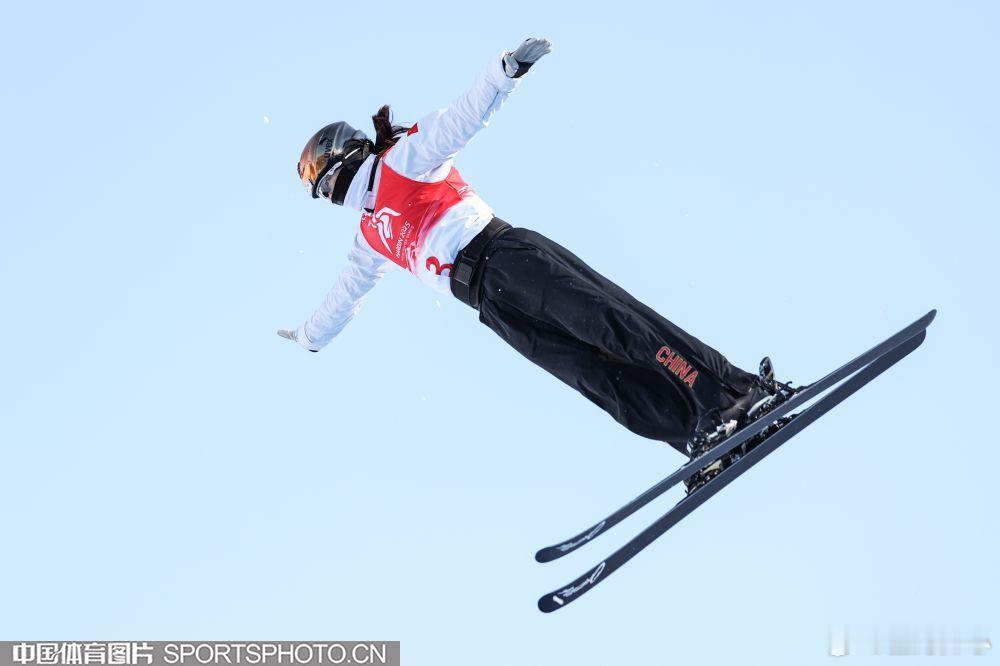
[[296, 234, 390, 351], [386, 52, 521, 178]]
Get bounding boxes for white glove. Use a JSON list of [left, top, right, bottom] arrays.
[[277, 326, 320, 352], [503, 37, 552, 78]]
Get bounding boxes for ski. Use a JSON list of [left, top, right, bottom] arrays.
[[537, 327, 928, 613], [535, 310, 936, 564]]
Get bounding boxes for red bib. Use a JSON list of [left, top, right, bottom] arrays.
[[359, 153, 473, 271]]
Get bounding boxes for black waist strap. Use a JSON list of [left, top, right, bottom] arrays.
[[450, 217, 511, 310]]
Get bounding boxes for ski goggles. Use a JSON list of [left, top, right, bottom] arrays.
[[309, 145, 363, 200]]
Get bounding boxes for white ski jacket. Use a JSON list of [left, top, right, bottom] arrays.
[[295, 53, 522, 351]]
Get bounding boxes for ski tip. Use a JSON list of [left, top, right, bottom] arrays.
[[537, 594, 563, 613], [535, 548, 558, 563]]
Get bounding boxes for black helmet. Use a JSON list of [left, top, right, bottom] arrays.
[[297, 121, 373, 204]]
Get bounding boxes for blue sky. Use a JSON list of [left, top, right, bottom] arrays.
[[1, 1, 997, 664]]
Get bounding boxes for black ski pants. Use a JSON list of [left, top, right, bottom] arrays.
[[474, 227, 758, 452]]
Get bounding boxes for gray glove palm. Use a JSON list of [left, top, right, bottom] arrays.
[[503, 37, 553, 78], [278, 326, 320, 352]]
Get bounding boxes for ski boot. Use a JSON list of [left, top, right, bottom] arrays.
[[684, 357, 797, 495], [733, 357, 797, 424]]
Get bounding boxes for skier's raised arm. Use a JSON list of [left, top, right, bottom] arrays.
[[278, 235, 389, 352], [387, 38, 552, 177]]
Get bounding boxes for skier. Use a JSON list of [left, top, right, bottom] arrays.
[[280, 38, 793, 491]]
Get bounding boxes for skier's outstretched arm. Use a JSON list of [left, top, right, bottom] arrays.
[[389, 37, 552, 177], [278, 235, 389, 352]]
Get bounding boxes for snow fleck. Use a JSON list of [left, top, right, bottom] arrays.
[[435, 300, 442, 309], [263, 113, 270, 126], [689, 280, 696, 287], [652, 162, 660, 168], [299, 249, 304, 254]]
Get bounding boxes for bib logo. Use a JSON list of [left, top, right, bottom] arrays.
[[371, 206, 400, 254], [655, 345, 699, 388]]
